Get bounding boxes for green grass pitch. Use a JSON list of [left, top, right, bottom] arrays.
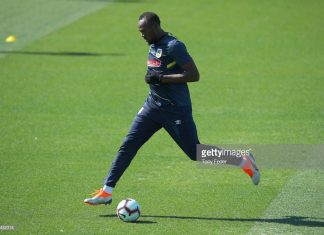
[[0, 0, 323, 234]]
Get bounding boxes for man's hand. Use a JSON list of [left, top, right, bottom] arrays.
[[145, 71, 163, 84], [150, 61, 200, 84]]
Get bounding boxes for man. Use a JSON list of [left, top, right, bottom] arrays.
[[84, 12, 259, 206]]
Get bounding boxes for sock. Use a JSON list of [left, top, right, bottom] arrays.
[[239, 155, 247, 168], [103, 185, 114, 194]]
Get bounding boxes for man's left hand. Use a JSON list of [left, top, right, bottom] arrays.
[[145, 71, 163, 84]]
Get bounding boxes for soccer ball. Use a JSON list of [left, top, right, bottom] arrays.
[[116, 198, 141, 222]]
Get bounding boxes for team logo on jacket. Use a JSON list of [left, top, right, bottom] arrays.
[[147, 59, 161, 67], [175, 120, 182, 125], [156, 49, 162, 58]]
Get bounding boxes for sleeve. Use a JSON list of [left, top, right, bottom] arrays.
[[168, 40, 193, 66]]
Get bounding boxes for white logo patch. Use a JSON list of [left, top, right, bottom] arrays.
[[156, 49, 162, 58], [175, 120, 182, 125]]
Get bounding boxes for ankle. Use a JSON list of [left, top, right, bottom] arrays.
[[103, 185, 114, 194]]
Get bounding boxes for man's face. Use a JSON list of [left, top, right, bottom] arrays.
[[138, 19, 156, 44]]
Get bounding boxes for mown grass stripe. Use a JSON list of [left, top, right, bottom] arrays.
[[248, 170, 324, 234], [0, 0, 111, 58]]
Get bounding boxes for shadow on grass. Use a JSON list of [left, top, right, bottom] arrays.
[[0, 50, 125, 57], [99, 214, 156, 224], [100, 214, 324, 227]]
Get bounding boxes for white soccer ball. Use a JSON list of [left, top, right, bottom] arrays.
[[116, 198, 141, 222]]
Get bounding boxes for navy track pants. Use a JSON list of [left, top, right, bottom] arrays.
[[104, 101, 200, 187]]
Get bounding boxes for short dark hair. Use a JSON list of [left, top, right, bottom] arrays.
[[139, 12, 160, 26]]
